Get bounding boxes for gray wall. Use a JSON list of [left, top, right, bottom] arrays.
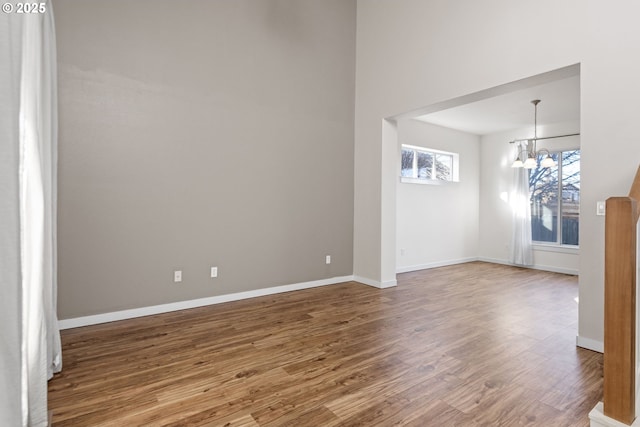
[[54, 0, 356, 319]]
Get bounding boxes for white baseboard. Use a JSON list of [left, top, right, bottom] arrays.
[[353, 275, 397, 289], [59, 275, 355, 330], [576, 335, 604, 353], [58, 258, 580, 329], [396, 257, 478, 274], [396, 257, 578, 276], [589, 402, 640, 426], [477, 257, 579, 276]]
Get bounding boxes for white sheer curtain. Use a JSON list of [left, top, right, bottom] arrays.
[[510, 163, 534, 266], [0, 9, 25, 427], [1, 1, 61, 426]]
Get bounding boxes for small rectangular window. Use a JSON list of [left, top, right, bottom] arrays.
[[400, 145, 459, 183]]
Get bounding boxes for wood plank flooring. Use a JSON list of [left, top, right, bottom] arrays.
[[48, 262, 603, 426]]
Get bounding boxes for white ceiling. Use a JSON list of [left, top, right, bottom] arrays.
[[414, 75, 580, 136]]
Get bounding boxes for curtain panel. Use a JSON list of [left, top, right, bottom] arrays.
[[510, 165, 534, 266], [0, 9, 25, 427], [1, 1, 62, 425]]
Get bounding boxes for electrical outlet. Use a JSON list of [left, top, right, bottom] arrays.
[[400, 248, 405, 256], [325, 255, 331, 265], [210, 267, 218, 278], [174, 270, 182, 283]]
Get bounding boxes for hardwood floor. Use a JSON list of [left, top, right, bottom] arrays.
[[48, 262, 603, 426]]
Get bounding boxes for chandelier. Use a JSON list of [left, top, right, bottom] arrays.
[[510, 99, 579, 169]]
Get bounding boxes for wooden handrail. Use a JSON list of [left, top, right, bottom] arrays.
[[603, 165, 640, 425]]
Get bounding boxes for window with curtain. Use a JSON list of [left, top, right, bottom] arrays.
[[529, 149, 580, 246]]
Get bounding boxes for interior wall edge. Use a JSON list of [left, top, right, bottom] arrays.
[[576, 335, 604, 354]]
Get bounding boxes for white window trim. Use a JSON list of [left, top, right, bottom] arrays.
[[532, 243, 579, 254], [399, 176, 451, 185]]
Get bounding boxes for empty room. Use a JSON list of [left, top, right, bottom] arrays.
[[3, 1, 640, 426]]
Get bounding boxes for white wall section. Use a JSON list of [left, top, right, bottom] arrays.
[[354, 0, 640, 348], [396, 120, 479, 272], [479, 122, 580, 274]]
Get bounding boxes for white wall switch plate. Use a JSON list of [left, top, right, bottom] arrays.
[[174, 270, 182, 282], [210, 267, 218, 278], [596, 201, 606, 216]]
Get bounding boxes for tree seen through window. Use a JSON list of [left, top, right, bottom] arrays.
[[529, 150, 580, 246]]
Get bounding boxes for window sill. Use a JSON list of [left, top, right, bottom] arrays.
[[400, 177, 457, 185], [532, 243, 579, 254]]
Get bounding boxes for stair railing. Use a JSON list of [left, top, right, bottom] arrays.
[[604, 165, 640, 425]]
